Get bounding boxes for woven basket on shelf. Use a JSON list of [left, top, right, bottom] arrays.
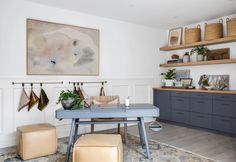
[[204, 19, 223, 41], [184, 25, 201, 44], [227, 18, 236, 37]]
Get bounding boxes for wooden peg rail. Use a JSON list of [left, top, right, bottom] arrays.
[[68, 81, 108, 85]]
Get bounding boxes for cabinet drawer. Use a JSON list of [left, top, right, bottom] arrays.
[[213, 94, 236, 101], [191, 92, 212, 99], [171, 91, 189, 98], [232, 119, 236, 134], [172, 97, 189, 111], [172, 110, 190, 124], [213, 101, 236, 118], [212, 116, 232, 133], [190, 112, 211, 129], [190, 99, 212, 114]]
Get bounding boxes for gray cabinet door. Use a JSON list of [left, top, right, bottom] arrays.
[[190, 112, 211, 129], [212, 115, 232, 133], [171, 91, 190, 98], [190, 98, 212, 114], [232, 118, 236, 134], [213, 100, 236, 118], [191, 92, 212, 99], [153, 90, 171, 120], [172, 97, 190, 111], [172, 110, 190, 124], [213, 94, 236, 101]]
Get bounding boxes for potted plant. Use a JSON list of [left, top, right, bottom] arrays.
[[161, 69, 176, 87], [57, 90, 82, 110], [190, 46, 209, 62], [183, 52, 190, 63]]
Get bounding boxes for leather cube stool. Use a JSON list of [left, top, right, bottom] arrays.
[[16, 123, 57, 160], [73, 134, 123, 162]]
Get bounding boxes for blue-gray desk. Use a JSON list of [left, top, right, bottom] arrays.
[[56, 104, 159, 162]]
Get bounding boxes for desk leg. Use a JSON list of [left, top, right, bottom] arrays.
[[140, 117, 151, 160], [65, 118, 76, 162], [73, 119, 79, 144], [137, 118, 144, 147]]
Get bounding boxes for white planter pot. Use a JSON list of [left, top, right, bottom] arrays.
[[190, 52, 197, 62], [183, 55, 190, 63], [165, 80, 174, 87], [197, 55, 204, 61]]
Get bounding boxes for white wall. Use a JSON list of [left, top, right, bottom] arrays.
[[0, 0, 165, 148], [160, 14, 236, 89]]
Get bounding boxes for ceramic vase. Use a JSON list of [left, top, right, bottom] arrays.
[[165, 80, 174, 87]]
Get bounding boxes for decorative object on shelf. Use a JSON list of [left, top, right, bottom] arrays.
[[168, 27, 182, 46], [180, 78, 193, 87], [161, 69, 176, 86], [184, 25, 201, 44], [198, 74, 229, 90], [227, 17, 236, 37], [27, 19, 99, 75], [167, 59, 183, 64], [204, 19, 223, 41], [57, 90, 82, 110], [176, 69, 190, 79], [171, 54, 179, 59], [207, 48, 230, 60], [183, 52, 190, 63], [190, 46, 209, 62]]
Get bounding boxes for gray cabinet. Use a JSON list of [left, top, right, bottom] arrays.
[[153, 90, 171, 120], [153, 89, 236, 134]]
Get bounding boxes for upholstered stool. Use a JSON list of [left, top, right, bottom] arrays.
[[73, 134, 123, 162], [16, 123, 57, 160]]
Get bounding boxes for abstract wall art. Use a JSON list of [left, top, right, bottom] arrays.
[[27, 19, 99, 75]]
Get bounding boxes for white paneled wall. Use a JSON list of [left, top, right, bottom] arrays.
[[0, 77, 154, 148]]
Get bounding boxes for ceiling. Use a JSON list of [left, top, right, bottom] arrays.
[[28, 0, 236, 29]]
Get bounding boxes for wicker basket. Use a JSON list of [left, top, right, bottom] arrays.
[[204, 19, 223, 41], [227, 18, 236, 37], [184, 25, 201, 44]]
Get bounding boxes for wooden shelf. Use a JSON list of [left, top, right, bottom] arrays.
[[159, 59, 236, 67], [160, 36, 236, 51]]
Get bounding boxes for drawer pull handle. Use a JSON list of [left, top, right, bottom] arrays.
[[177, 99, 183, 102], [221, 119, 230, 122], [197, 115, 205, 118], [196, 101, 204, 104], [197, 94, 204, 97], [176, 112, 183, 115], [221, 103, 230, 106]]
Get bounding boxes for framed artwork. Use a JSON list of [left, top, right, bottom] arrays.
[[27, 19, 99, 75], [168, 27, 182, 46], [180, 78, 192, 87]]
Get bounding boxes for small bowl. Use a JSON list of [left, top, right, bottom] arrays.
[[203, 86, 213, 90]]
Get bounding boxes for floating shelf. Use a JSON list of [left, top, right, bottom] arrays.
[[159, 59, 236, 67], [160, 36, 236, 51]]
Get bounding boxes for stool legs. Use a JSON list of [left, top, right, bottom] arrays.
[[65, 119, 76, 162]]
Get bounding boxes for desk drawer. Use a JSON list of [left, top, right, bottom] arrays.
[[212, 115, 232, 133], [171, 91, 189, 98], [172, 97, 189, 111], [172, 110, 189, 124], [191, 92, 212, 99], [213, 101, 236, 118], [190, 99, 212, 114], [190, 112, 211, 129], [213, 94, 236, 101]]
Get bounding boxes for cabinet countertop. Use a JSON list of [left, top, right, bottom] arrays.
[[153, 87, 236, 94]]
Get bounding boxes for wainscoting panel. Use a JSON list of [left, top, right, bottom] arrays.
[[0, 88, 3, 134], [134, 84, 151, 103]]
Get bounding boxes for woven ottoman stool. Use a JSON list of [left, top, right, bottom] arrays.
[[16, 123, 57, 160], [73, 134, 123, 162]]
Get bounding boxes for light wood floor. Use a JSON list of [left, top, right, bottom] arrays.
[[127, 122, 236, 162]]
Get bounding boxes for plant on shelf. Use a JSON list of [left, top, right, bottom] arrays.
[[57, 90, 82, 110], [183, 52, 190, 63], [190, 46, 209, 61], [161, 69, 176, 86]]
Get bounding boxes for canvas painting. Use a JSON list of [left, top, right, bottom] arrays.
[[27, 19, 99, 75]]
